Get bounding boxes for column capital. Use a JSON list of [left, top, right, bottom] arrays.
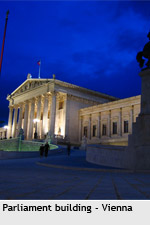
[[51, 90, 58, 96], [29, 98, 36, 104], [130, 105, 134, 110], [44, 93, 51, 100], [18, 102, 24, 108], [36, 95, 43, 100], [24, 100, 30, 105], [13, 104, 19, 109], [79, 116, 83, 121], [89, 114, 92, 120], [108, 109, 111, 115], [8, 105, 13, 110]]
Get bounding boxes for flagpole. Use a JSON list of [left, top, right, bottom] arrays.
[[38, 60, 41, 79], [0, 10, 9, 76], [38, 64, 40, 79]]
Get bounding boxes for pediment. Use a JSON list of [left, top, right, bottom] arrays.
[[10, 79, 51, 97]]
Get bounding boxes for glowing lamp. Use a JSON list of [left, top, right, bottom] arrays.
[[33, 118, 40, 123]]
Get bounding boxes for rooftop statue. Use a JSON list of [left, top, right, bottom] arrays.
[[136, 32, 150, 69]]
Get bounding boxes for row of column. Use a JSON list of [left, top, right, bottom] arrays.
[[79, 106, 134, 141], [7, 92, 57, 140]]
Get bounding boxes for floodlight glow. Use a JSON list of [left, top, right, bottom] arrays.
[[33, 118, 40, 123], [4, 126, 8, 129]]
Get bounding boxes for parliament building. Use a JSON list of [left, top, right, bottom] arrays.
[[5, 74, 140, 145]]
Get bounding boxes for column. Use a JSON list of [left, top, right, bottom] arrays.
[[129, 106, 134, 134], [108, 110, 111, 137], [79, 116, 83, 142], [12, 106, 18, 138], [28, 99, 35, 140], [88, 115, 91, 139], [7, 106, 13, 138], [97, 112, 101, 138], [42, 94, 49, 137], [118, 108, 122, 136], [64, 96, 70, 138], [23, 101, 29, 139], [17, 104, 23, 135], [36, 96, 42, 138], [49, 91, 57, 136]]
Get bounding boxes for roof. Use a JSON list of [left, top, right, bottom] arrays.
[[7, 77, 118, 101]]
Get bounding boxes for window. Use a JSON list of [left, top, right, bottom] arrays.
[[59, 101, 63, 110], [113, 122, 117, 134], [93, 125, 97, 137], [83, 126, 88, 137], [124, 121, 128, 133], [102, 124, 107, 136]]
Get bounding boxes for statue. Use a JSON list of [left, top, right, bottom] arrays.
[[45, 130, 52, 145], [18, 128, 24, 140], [136, 32, 150, 69], [27, 73, 32, 79]]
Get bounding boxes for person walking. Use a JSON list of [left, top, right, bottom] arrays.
[[45, 142, 50, 157], [39, 144, 44, 158]]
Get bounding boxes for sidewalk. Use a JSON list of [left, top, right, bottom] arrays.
[[37, 149, 126, 172], [0, 149, 150, 200]]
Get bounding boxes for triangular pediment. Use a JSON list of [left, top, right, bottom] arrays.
[[9, 78, 52, 98]]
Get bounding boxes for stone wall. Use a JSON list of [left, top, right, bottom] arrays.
[[0, 138, 19, 151], [0, 127, 7, 139], [86, 144, 129, 169], [0, 138, 58, 152], [80, 95, 140, 145]]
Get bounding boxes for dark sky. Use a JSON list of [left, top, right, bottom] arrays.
[[0, 1, 149, 124]]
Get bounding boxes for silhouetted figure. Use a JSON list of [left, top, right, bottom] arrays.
[[136, 31, 150, 69], [67, 142, 71, 156], [45, 142, 50, 157], [39, 144, 44, 158], [34, 131, 37, 139]]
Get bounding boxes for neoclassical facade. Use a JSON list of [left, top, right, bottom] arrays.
[[0, 127, 7, 139], [6, 74, 141, 145], [79, 95, 140, 145], [6, 74, 117, 143]]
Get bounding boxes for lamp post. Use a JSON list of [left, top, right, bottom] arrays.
[[33, 118, 40, 139]]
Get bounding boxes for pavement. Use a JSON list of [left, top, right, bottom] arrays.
[[0, 149, 150, 200]]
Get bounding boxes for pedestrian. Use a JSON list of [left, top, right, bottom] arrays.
[[45, 142, 50, 157], [67, 142, 71, 156], [34, 131, 37, 139], [39, 144, 44, 158]]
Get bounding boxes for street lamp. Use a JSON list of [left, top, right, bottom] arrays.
[[33, 118, 40, 123], [33, 118, 40, 139]]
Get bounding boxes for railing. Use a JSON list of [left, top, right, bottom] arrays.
[[0, 138, 58, 152]]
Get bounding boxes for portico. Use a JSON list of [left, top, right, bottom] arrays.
[[7, 74, 116, 143]]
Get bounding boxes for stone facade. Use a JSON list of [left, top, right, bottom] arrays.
[[6, 75, 117, 143], [79, 95, 140, 145], [0, 127, 7, 139], [6, 75, 141, 145]]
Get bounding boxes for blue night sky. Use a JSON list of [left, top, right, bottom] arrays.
[[0, 1, 150, 124]]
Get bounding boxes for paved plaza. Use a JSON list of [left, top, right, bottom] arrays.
[[0, 149, 150, 200]]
